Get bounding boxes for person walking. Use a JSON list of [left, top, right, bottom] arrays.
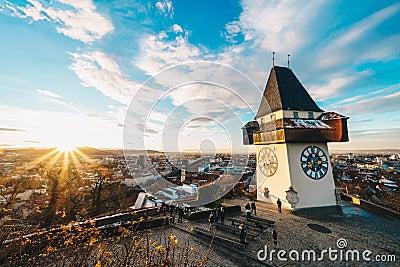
[[245, 202, 251, 211], [208, 212, 215, 232], [246, 206, 251, 220], [169, 205, 175, 224], [220, 206, 225, 224], [251, 200, 257, 216], [178, 207, 184, 223], [239, 223, 247, 244], [272, 229, 278, 248], [277, 198, 282, 213]]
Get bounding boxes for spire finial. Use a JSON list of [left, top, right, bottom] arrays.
[[272, 51, 275, 66], [287, 54, 290, 69]]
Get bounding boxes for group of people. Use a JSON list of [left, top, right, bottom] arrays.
[[160, 203, 185, 224], [246, 198, 282, 216], [208, 199, 281, 247], [243, 200, 279, 247], [208, 206, 225, 231], [245, 200, 257, 219]]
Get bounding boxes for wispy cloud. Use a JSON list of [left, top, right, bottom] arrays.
[[316, 3, 400, 70], [0, 127, 26, 132], [334, 91, 400, 115], [5, 0, 114, 43], [350, 128, 400, 137], [237, 0, 326, 53], [70, 51, 140, 105], [24, 140, 42, 143], [0, 105, 123, 148], [36, 89, 63, 99], [135, 32, 201, 75], [338, 83, 400, 104], [0, 144, 14, 147], [309, 70, 372, 101], [155, 0, 174, 18]]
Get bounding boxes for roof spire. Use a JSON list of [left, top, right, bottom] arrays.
[[287, 54, 290, 69], [272, 51, 275, 66]]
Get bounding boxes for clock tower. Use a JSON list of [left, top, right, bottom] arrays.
[[242, 66, 349, 212]]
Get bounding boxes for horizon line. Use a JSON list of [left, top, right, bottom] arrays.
[[1, 146, 399, 154]]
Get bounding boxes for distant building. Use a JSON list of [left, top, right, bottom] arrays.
[[162, 188, 179, 200], [121, 174, 156, 187], [181, 169, 186, 182], [181, 183, 198, 196], [132, 192, 160, 209], [138, 154, 148, 170]]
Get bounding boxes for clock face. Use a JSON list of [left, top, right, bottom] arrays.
[[258, 147, 278, 177], [300, 146, 329, 180]]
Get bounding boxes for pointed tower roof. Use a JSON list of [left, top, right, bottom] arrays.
[[255, 66, 323, 119]]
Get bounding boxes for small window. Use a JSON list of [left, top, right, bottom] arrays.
[[270, 114, 276, 121], [293, 112, 299, 119], [260, 118, 264, 124], [308, 112, 314, 119]]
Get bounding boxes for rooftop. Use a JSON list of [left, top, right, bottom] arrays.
[[256, 66, 323, 119]]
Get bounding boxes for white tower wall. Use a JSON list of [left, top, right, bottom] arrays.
[[287, 143, 337, 209], [256, 143, 337, 210], [256, 144, 291, 208]]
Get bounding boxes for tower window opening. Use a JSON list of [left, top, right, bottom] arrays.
[[293, 111, 299, 119], [308, 112, 314, 119]]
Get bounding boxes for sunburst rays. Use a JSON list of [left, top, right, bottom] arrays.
[[26, 147, 92, 174]]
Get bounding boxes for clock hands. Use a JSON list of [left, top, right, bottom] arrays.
[[301, 146, 328, 180]]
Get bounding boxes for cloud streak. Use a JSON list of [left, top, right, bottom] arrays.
[[0, 127, 26, 132], [36, 89, 63, 99]]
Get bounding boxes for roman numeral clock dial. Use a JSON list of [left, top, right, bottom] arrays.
[[258, 147, 278, 177], [300, 146, 328, 180]]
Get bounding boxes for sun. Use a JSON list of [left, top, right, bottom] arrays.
[[56, 143, 77, 152]]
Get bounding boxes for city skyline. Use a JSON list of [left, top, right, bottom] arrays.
[[1, 0, 399, 151]]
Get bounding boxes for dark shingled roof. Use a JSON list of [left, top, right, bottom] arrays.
[[255, 66, 323, 119]]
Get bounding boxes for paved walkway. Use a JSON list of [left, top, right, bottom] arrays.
[[221, 197, 400, 266], [160, 197, 400, 266]]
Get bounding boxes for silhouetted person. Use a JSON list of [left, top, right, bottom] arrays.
[[220, 206, 225, 224], [169, 205, 175, 223], [178, 207, 184, 223], [161, 203, 167, 216], [246, 207, 251, 220], [272, 229, 278, 248], [277, 198, 282, 213], [215, 207, 219, 223], [239, 223, 248, 244], [251, 200, 257, 216], [245, 202, 251, 211], [208, 212, 215, 231]]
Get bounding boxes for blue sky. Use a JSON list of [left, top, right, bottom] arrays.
[[0, 0, 399, 151]]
